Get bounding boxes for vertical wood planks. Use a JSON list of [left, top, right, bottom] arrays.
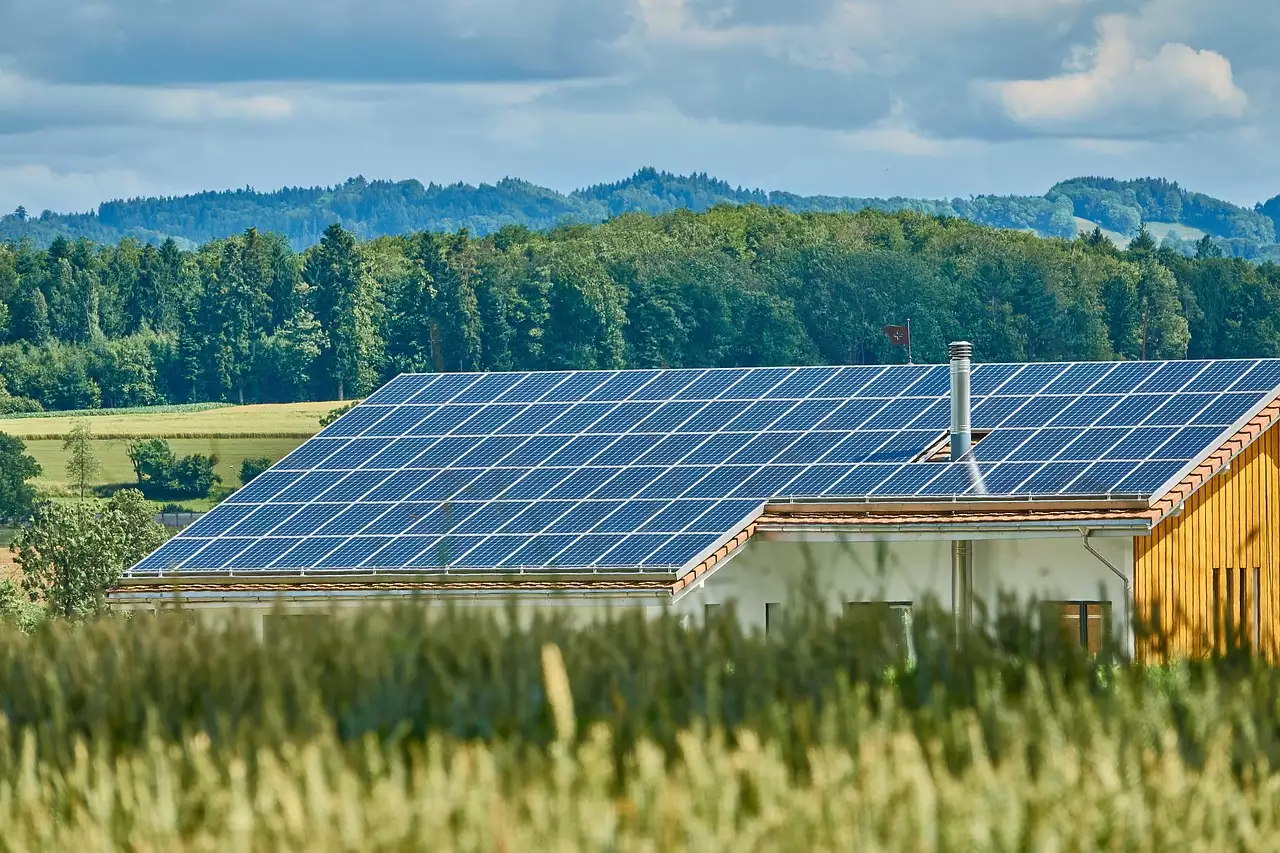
[[1134, 423, 1280, 660]]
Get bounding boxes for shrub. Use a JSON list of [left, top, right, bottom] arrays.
[[239, 457, 272, 486], [125, 437, 221, 499]]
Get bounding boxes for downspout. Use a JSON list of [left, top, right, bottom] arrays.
[[949, 341, 974, 644], [1082, 529, 1133, 658]]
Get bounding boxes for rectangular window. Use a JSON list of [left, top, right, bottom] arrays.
[[845, 601, 915, 663], [1042, 601, 1111, 655], [765, 602, 782, 634], [1215, 568, 1261, 652]]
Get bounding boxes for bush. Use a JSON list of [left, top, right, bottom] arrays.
[[126, 437, 221, 499], [239, 456, 272, 486]]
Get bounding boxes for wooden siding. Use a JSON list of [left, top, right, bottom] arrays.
[[1134, 422, 1280, 659]]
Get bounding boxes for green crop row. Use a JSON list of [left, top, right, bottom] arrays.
[[0, 595, 1276, 848], [0, 402, 234, 420]]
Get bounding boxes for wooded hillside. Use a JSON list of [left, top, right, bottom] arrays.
[[1, 206, 1278, 413]]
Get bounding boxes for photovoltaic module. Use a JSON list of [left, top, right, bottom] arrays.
[[131, 359, 1280, 577]]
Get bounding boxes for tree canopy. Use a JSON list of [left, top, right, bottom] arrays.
[[2, 205, 1280, 413]]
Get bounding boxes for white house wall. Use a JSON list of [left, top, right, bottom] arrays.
[[674, 534, 1134, 636]]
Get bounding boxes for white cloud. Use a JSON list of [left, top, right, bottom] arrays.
[[988, 13, 1248, 138], [0, 164, 150, 214]]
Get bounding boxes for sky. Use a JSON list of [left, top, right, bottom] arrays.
[[0, 0, 1276, 215]]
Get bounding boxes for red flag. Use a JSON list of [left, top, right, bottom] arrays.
[[883, 324, 910, 347]]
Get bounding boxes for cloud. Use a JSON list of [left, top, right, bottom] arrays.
[[985, 13, 1248, 138], [0, 71, 297, 134], [0, 0, 631, 86], [0, 164, 149, 214]]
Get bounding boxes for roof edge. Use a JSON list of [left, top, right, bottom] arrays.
[[1147, 393, 1280, 524]]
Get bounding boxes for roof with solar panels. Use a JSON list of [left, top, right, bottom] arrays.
[[117, 355, 1280, 595]]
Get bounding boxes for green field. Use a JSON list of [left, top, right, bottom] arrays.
[[1, 602, 1278, 847], [0, 401, 335, 508], [1073, 217, 1131, 246]]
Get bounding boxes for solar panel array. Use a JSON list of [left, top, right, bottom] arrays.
[[132, 358, 1280, 577]]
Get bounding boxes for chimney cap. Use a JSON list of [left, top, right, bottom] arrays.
[[949, 341, 973, 361]]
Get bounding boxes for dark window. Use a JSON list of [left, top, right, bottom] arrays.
[[765, 602, 782, 634], [1214, 568, 1260, 651], [845, 601, 915, 662], [1043, 601, 1110, 655]]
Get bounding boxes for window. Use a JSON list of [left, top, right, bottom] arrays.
[[845, 601, 915, 663], [1042, 601, 1110, 655], [1214, 568, 1261, 651], [765, 602, 782, 634]]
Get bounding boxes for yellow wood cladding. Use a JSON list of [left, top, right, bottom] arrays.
[[1134, 422, 1280, 659]]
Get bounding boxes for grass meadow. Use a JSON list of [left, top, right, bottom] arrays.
[[0, 597, 1277, 849], [0, 400, 332, 509]]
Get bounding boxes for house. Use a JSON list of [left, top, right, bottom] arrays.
[[110, 346, 1280, 659]]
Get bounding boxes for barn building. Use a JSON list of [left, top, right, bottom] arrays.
[[110, 346, 1280, 658]]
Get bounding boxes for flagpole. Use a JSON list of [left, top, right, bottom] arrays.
[[907, 318, 913, 364]]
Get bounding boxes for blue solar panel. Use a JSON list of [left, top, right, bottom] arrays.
[[502, 468, 574, 500], [814, 366, 884, 397], [134, 358, 1280, 577], [585, 370, 660, 401], [598, 534, 673, 567], [554, 534, 619, 566], [969, 363, 1023, 395], [643, 534, 720, 566], [766, 366, 839, 399], [634, 465, 714, 499], [363, 374, 435, 405], [1233, 361, 1280, 392], [496, 372, 567, 403], [1103, 427, 1177, 460], [782, 465, 851, 496], [1185, 360, 1254, 392], [272, 504, 344, 536], [864, 398, 932, 430], [453, 502, 527, 535], [595, 501, 668, 533], [319, 504, 394, 535], [1192, 393, 1261, 426], [972, 396, 1032, 429], [997, 363, 1068, 396], [408, 373, 479, 403], [181, 503, 256, 536], [278, 438, 348, 470], [594, 434, 661, 465], [365, 536, 437, 569], [323, 406, 393, 437], [733, 466, 805, 498], [637, 434, 709, 465]]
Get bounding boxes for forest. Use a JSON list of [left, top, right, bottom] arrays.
[[2, 169, 1278, 257], [1, 204, 1279, 414]]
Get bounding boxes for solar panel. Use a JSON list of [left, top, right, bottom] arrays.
[[130, 359, 1280, 577]]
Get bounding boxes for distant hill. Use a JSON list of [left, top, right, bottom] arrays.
[[1, 168, 1277, 258]]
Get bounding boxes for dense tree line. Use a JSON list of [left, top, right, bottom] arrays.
[[2, 205, 1280, 411], [4, 168, 1277, 254]]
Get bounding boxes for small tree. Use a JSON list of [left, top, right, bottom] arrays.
[[63, 419, 100, 500], [240, 457, 272, 485], [127, 438, 176, 487], [13, 489, 166, 621], [0, 432, 42, 522]]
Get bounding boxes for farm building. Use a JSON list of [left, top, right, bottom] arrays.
[[111, 346, 1280, 658]]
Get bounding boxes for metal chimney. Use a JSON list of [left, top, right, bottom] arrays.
[[949, 341, 974, 644], [949, 341, 973, 461]]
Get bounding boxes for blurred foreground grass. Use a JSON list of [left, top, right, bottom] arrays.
[[0, 596, 1277, 849]]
